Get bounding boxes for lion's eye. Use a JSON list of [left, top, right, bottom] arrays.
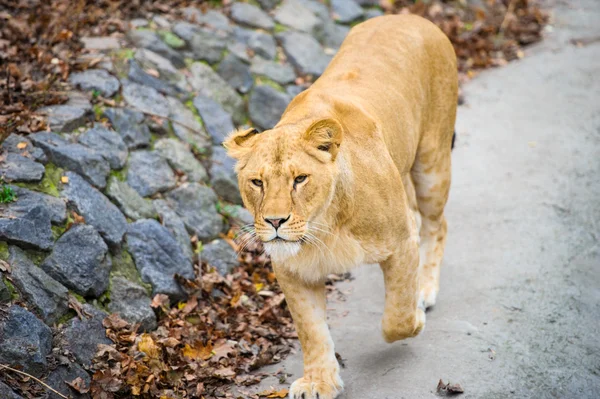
[[294, 175, 307, 184], [251, 179, 263, 187]]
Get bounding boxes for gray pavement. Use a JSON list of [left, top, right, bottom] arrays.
[[249, 1, 600, 397]]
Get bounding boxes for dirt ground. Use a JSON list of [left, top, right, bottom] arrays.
[[246, 0, 600, 398]]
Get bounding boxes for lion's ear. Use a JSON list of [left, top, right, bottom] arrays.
[[223, 128, 260, 159], [303, 118, 343, 160]]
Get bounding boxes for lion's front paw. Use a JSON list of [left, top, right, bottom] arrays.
[[289, 375, 343, 399]]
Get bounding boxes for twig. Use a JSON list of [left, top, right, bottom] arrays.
[[0, 363, 69, 399], [500, 0, 517, 34]]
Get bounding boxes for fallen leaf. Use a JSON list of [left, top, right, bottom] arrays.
[[17, 142, 27, 149], [436, 379, 464, 396], [66, 376, 89, 393], [61, 175, 69, 183], [138, 334, 160, 359], [0, 259, 11, 273], [183, 341, 214, 361]]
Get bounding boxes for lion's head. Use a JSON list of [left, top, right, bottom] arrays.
[[224, 118, 343, 259]]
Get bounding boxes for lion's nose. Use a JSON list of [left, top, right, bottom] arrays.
[[264, 216, 290, 229]]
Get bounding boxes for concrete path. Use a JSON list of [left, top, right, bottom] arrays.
[[250, 1, 600, 397]]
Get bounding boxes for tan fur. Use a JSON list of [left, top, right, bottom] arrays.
[[225, 15, 457, 399]]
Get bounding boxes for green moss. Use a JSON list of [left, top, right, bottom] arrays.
[[114, 48, 135, 61], [68, 291, 86, 308], [15, 163, 63, 197], [93, 104, 105, 121], [110, 168, 127, 182], [274, 23, 288, 34], [184, 58, 195, 68], [111, 249, 152, 295], [51, 225, 67, 240], [24, 249, 47, 266], [184, 99, 204, 127], [0, 183, 17, 203], [0, 242, 9, 261], [2, 277, 19, 300], [255, 76, 285, 93], [159, 30, 185, 49], [57, 310, 76, 325]]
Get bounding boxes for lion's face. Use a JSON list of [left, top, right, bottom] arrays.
[[224, 119, 343, 259]]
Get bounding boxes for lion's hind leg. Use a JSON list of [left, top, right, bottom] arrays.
[[412, 146, 451, 310]]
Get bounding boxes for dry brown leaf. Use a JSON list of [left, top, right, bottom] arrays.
[[183, 341, 214, 361]]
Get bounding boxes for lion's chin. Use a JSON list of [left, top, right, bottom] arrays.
[[263, 240, 302, 262]]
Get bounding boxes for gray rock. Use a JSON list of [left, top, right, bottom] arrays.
[[154, 138, 208, 183], [227, 41, 251, 63], [274, 0, 322, 34], [62, 304, 111, 368], [127, 150, 176, 197], [189, 28, 229, 64], [0, 305, 52, 377], [188, 63, 245, 124], [210, 145, 242, 205], [165, 183, 223, 241], [69, 69, 120, 97], [233, 27, 277, 60], [257, 0, 279, 11], [230, 2, 274, 30], [297, 0, 329, 20], [171, 21, 199, 41], [181, 8, 232, 32], [153, 199, 194, 260], [128, 59, 182, 97], [0, 152, 45, 182], [0, 279, 11, 303], [223, 204, 254, 227], [106, 177, 157, 220], [103, 107, 152, 149], [38, 104, 89, 132], [41, 224, 111, 298], [126, 219, 194, 300], [9, 186, 66, 224], [46, 362, 91, 399], [127, 29, 185, 68], [0, 381, 22, 399], [109, 276, 157, 331], [122, 79, 170, 118], [65, 91, 93, 114], [331, 0, 364, 23], [167, 97, 212, 153], [322, 20, 350, 49], [278, 30, 331, 76], [192, 95, 235, 144], [0, 196, 54, 250], [286, 84, 306, 97], [61, 172, 127, 247], [153, 15, 171, 30], [30, 132, 110, 189], [248, 85, 291, 130], [217, 53, 253, 94], [364, 8, 384, 19], [201, 239, 238, 275], [8, 246, 69, 325], [78, 125, 128, 169], [250, 57, 296, 84], [2, 133, 47, 163], [134, 49, 187, 90], [81, 36, 121, 50]]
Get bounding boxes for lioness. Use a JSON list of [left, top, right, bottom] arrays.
[[225, 14, 457, 399]]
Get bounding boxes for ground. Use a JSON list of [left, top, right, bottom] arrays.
[[249, 1, 600, 398]]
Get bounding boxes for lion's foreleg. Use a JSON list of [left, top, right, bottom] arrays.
[[274, 265, 342, 399], [379, 237, 425, 343]]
